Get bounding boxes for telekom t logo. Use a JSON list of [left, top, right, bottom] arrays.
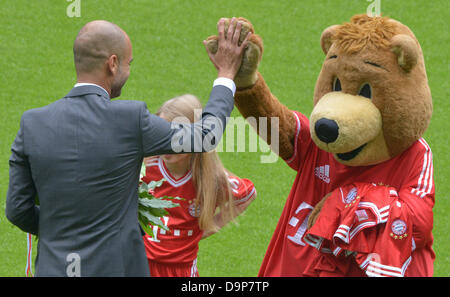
[[287, 202, 314, 246]]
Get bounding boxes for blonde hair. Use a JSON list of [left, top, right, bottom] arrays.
[[157, 94, 235, 233]]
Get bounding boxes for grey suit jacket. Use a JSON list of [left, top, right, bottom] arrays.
[[5, 84, 234, 276]]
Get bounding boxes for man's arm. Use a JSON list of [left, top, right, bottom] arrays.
[[204, 18, 298, 161], [140, 81, 235, 156], [5, 115, 40, 235], [141, 18, 251, 156]]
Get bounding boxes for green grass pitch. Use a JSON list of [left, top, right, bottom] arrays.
[[0, 0, 448, 276]]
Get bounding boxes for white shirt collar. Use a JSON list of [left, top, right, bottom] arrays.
[[74, 83, 109, 96]]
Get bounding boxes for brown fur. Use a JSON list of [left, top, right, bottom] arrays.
[[314, 15, 432, 160], [307, 192, 331, 229], [234, 72, 297, 160], [332, 14, 398, 54]]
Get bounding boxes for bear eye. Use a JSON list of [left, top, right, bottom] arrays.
[[333, 77, 342, 92], [358, 84, 372, 99]]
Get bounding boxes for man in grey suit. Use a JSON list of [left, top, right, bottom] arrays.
[[5, 18, 250, 276]]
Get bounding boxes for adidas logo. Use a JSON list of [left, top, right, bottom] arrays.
[[315, 165, 330, 183]]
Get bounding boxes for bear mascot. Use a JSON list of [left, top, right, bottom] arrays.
[[205, 14, 435, 276]]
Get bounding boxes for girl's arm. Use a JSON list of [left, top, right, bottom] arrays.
[[202, 191, 256, 239]]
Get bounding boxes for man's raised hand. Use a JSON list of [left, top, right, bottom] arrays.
[[203, 17, 251, 80], [204, 17, 263, 89]]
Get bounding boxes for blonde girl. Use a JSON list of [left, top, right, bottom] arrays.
[[141, 94, 256, 277]]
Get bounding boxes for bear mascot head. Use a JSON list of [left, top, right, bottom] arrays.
[[205, 14, 434, 276], [311, 14, 432, 166]]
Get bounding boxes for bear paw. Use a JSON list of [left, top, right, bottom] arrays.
[[205, 17, 263, 89]]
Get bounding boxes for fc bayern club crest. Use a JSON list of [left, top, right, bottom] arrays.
[[344, 188, 358, 204], [390, 219, 408, 239], [189, 203, 201, 217]]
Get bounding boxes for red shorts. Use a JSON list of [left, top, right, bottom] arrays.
[[147, 259, 199, 277]]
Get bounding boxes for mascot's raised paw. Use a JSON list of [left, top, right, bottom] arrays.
[[205, 17, 263, 89]]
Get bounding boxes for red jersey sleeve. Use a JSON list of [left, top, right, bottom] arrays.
[[227, 175, 256, 205], [141, 157, 159, 185], [141, 173, 151, 184], [397, 138, 435, 249], [285, 111, 316, 171]]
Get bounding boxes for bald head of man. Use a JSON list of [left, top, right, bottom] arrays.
[[73, 20, 133, 98]]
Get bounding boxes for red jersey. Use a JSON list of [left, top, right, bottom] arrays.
[[258, 111, 435, 277], [141, 156, 256, 265], [305, 183, 415, 277]]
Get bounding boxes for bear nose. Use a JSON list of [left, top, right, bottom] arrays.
[[315, 118, 339, 143]]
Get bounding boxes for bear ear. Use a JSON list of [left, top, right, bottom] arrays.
[[320, 25, 339, 55], [390, 34, 419, 72]]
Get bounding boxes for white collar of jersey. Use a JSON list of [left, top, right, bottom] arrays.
[[158, 157, 192, 187]]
